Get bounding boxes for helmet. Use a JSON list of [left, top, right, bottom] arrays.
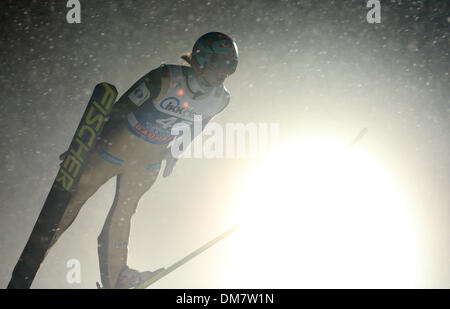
[[191, 32, 238, 75]]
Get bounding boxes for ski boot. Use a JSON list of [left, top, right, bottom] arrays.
[[114, 266, 165, 289]]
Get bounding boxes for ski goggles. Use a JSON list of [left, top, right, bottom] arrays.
[[207, 54, 238, 75]]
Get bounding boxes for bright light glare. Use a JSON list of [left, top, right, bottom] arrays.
[[224, 138, 423, 288]]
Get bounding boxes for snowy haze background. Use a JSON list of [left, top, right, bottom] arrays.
[[0, 0, 449, 288]]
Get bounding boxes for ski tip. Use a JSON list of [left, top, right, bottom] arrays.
[[95, 82, 118, 94]]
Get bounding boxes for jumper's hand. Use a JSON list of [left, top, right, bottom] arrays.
[[59, 150, 69, 161], [162, 148, 179, 178]]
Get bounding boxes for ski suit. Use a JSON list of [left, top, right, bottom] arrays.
[[47, 64, 230, 288]]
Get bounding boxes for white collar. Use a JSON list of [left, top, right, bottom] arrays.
[[187, 71, 213, 95]]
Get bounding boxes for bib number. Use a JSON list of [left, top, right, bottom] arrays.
[[156, 117, 178, 129], [156, 117, 191, 132]]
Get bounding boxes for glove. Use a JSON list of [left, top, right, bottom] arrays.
[[59, 150, 69, 161], [162, 148, 179, 178]]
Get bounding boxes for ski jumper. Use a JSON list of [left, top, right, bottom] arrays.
[[47, 64, 230, 288]]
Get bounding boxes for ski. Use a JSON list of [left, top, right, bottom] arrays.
[[135, 224, 242, 289], [8, 83, 118, 289], [345, 128, 368, 150]]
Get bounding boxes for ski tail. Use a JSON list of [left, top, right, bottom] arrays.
[[8, 83, 118, 289], [136, 224, 242, 289]]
